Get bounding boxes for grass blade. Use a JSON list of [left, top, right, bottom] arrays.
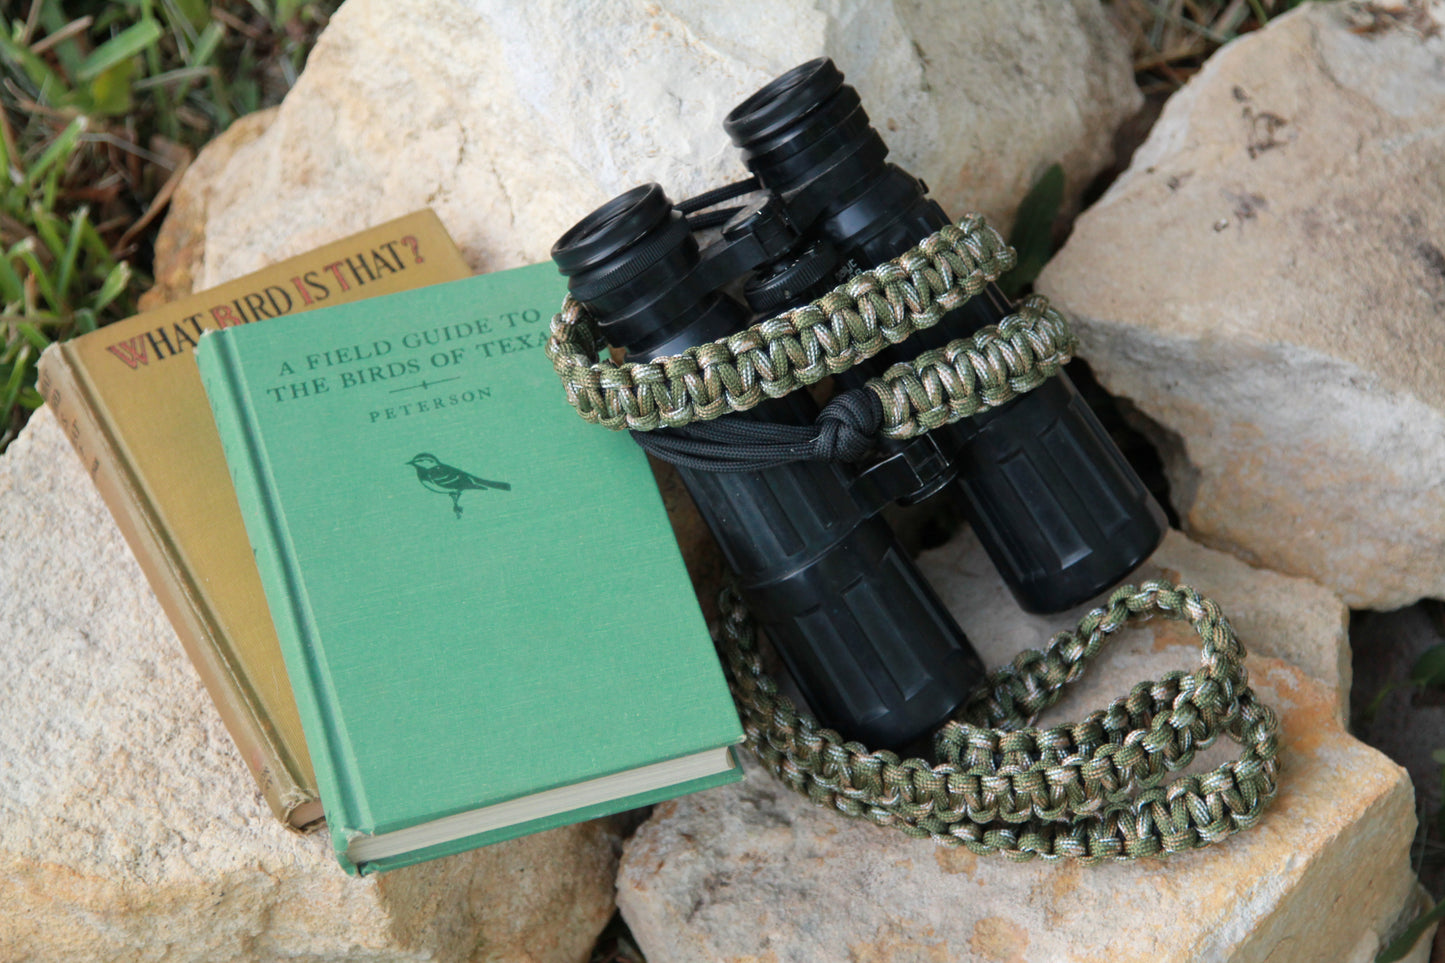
[[29, 203, 67, 260], [133, 65, 216, 90], [0, 251, 23, 304], [76, 19, 164, 82], [35, 6, 86, 79], [16, 321, 51, 353], [1375, 898, 1445, 962], [74, 213, 114, 263], [0, 31, 65, 97], [1, 342, 33, 416], [57, 207, 91, 300], [189, 20, 225, 68], [70, 307, 98, 335], [21, 116, 88, 192], [89, 58, 140, 116], [15, 242, 62, 314], [91, 262, 132, 315], [998, 163, 1065, 298]]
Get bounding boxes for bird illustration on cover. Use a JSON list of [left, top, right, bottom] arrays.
[[407, 453, 511, 519]]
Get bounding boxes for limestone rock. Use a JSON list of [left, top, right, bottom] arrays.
[[182, 0, 1139, 287], [616, 527, 1425, 962], [138, 108, 279, 310], [0, 407, 618, 963], [1035, 2, 1445, 608], [139, 111, 275, 309]]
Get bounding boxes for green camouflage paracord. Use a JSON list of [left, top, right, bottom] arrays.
[[546, 215, 1077, 440], [718, 580, 1279, 861], [547, 214, 1282, 859]]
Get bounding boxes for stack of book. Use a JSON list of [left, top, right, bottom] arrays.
[[39, 212, 743, 875]]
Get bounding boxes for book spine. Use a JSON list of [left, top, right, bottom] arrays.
[[37, 344, 323, 832], [195, 332, 362, 874]]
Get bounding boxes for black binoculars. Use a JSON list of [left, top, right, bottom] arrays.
[[552, 59, 1166, 750]]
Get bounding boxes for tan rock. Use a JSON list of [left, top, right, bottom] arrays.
[[0, 407, 618, 963], [139, 108, 279, 310], [616, 527, 1424, 962], [1035, 2, 1445, 608], [180, 0, 1140, 287]]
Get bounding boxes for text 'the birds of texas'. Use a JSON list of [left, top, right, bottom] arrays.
[[407, 453, 510, 518]]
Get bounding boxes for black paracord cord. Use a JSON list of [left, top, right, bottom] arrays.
[[631, 388, 883, 472]]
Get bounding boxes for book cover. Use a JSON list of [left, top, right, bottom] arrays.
[[37, 211, 472, 830], [195, 263, 744, 875]]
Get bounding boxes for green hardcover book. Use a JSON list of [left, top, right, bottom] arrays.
[[195, 263, 744, 875]]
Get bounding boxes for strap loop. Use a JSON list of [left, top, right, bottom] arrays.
[[716, 579, 1281, 861], [546, 215, 1041, 439]]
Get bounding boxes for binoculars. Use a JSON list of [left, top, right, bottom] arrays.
[[552, 59, 1166, 751]]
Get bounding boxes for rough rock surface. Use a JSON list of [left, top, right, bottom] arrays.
[[138, 108, 278, 311], [182, 0, 1139, 286], [0, 407, 618, 963], [1036, 2, 1445, 609], [616, 527, 1426, 962]]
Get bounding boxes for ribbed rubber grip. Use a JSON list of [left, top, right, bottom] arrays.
[[675, 395, 983, 748], [947, 376, 1167, 613]]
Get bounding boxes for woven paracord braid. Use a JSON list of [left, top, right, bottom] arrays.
[[716, 580, 1281, 861], [869, 294, 1075, 439], [545, 215, 1085, 439]]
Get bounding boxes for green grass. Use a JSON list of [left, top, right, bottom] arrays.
[[0, 0, 336, 450]]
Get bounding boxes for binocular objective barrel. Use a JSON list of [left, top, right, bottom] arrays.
[[725, 59, 1167, 614], [552, 185, 984, 750]]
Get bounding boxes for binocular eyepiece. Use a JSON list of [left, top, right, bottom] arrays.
[[553, 59, 1167, 751]]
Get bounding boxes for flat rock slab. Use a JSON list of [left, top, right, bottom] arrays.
[[181, 0, 1140, 285], [0, 408, 618, 963], [1036, 2, 1445, 608], [617, 529, 1425, 962]]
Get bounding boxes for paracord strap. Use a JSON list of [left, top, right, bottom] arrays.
[[546, 212, 1282, 858], [546, 215, 1080, 440], [718, 581, 1280, 861]]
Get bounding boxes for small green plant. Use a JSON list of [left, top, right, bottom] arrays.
[[998, 163, 1064, 299], [1376, 895, 1445, 962], [0, 0, 336, 450]]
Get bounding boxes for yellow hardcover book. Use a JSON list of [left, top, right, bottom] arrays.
[[37, 211, 472, 830]]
